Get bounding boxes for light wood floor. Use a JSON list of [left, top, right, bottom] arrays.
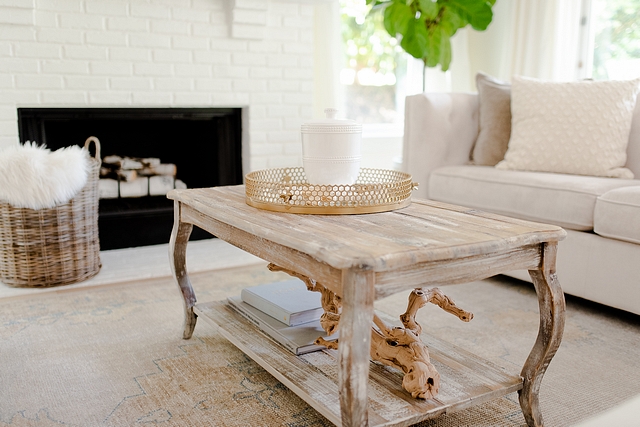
[[0, 238, 264, 300]]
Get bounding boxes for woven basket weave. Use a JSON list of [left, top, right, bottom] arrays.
[[0, 137, 102, 288]]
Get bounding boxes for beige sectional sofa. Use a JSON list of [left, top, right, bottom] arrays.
[[402, 87, 640, 316]]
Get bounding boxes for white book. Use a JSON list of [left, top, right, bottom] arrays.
[[240, 279, 324, 326], [227, 296, 337, 355]]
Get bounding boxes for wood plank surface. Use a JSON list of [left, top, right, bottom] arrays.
[[196, 301, 523, 427], [168, 186, 565, 273]]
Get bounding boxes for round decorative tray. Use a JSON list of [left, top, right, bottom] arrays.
[[245, 167, 417, 214]]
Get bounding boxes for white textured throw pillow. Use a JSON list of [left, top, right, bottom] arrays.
[[496, 76, 640, 178]]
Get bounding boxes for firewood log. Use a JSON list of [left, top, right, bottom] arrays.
[[119, 177, 149, 198], [100, 167, 137, 182], [138, 163, 177, 177]]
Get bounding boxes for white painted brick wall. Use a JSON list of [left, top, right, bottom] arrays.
[[0, 0, 316, 171]]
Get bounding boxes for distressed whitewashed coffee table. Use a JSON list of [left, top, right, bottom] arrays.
[[167, 185, 566, 427]]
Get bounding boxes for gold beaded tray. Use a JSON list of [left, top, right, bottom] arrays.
[[245, 167, 417, 214]]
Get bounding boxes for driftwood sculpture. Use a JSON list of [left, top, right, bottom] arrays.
[[267, 263, 473, 399]]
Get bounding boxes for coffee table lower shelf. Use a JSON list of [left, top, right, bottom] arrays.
[[195, 301, 523, 427]]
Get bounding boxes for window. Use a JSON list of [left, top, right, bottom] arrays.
[[339, 0, 407, 128], [587, 0, 640, 80], [339, 0, 410, 169]]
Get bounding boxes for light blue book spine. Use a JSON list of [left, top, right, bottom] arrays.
[[240, 279, 323, 326]]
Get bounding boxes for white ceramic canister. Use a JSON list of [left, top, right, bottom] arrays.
[[301, 108, 363, 185]]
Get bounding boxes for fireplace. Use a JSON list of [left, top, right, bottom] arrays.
[[17, 108, 243, 250]]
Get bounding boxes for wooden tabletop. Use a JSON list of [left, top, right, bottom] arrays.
[[168, 185, 566, 273]]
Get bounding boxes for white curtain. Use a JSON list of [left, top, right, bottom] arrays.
[[442, 0, 586, 91], [497, 0, 584, 82]]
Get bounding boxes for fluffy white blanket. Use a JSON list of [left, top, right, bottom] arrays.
[[0, 142, 90, 210]]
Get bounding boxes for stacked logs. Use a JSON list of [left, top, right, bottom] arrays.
[[98, 155, 186, 199]]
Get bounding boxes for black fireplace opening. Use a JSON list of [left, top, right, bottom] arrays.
[[18, 107, 243, 250]]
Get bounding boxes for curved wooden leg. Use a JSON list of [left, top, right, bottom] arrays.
[[169, 201, 196, 339], [520, 242, 566, 426], [339, 269, 374, 427]]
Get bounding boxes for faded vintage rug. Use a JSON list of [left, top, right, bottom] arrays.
[[1, 263, 640, 427]]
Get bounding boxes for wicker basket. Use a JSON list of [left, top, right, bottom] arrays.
[[0, 137, 102, 288]]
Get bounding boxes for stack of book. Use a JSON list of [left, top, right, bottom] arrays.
[[227, 278, 338, 355]]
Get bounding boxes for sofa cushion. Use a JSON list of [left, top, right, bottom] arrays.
[[496, 76, 640, 179], [429, 165, 640, 230], [594, 186, 640, 244], [471, 72, 511, 166]]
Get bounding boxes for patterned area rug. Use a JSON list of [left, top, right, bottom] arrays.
[[1, 262, 639, 426]]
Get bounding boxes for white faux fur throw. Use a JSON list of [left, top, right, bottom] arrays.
[[0, 142, 90, 210]]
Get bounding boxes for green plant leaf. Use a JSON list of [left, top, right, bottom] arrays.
[[439, 32, 452, 70], [383, 1, 414, 36], [417, 0, 438, 19], [439, 6, 464, 36], [423, 25, 443, 67], [401, 18, 429, 59], [445, 0, 493, 31]]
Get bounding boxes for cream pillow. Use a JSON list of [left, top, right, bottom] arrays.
[[496, 76, 640, 179]]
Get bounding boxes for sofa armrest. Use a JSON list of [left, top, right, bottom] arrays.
[[625, 94, 640, 178], [402, 92, 479, 199]]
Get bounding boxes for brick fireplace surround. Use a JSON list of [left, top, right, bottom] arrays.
[[0, 0, 318, 173]]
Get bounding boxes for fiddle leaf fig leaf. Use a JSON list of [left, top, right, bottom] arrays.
[[440, 6, 463, 36], [383, 1, 414, 36], [445, 0, 493, 31], [439, 32, 452, 70], [418, 0, 438, 19], [401, 18, 429, 59], [424, 25, 442, 67]]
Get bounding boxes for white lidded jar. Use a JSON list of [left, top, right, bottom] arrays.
[[301, 108, 362, 185]]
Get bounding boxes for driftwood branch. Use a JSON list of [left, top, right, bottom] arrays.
[[267, 263, 473, 399], [268, 263, 342, 335]]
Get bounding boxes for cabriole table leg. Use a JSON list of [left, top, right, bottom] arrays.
[[520, 242, 566, 426], [169, 200, 197, 339]]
